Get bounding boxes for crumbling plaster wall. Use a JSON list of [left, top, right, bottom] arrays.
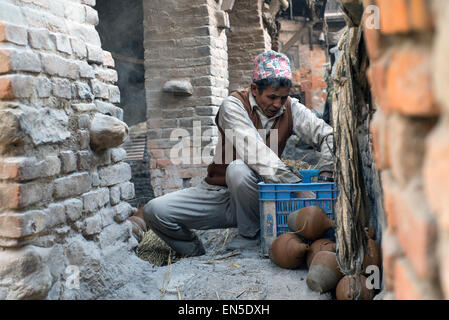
[[0, 0, 140, 299]]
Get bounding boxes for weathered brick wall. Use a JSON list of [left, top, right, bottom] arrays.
[[0, 0, 136, 299], [366, 0, 449, 299], [227, 0, 271, 92], [143, 0, 229, 197]]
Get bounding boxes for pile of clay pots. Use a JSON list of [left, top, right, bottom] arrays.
[[268, 206, 381, 300]]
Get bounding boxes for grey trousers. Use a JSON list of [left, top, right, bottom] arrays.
[[142, 160, 262, 256]]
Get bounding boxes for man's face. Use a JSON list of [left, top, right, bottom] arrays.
[[251, 83, 291, 118]]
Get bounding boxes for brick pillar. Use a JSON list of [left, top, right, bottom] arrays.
[[227, 0, 271, 92], [143, 0, 228, 197], [365, 0, 446, 299], [0, 0, 136, 299]]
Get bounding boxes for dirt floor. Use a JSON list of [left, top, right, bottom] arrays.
[[117, 228, 332, 300]]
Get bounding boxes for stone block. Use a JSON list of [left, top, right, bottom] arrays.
[[0, 22, 27, 46], [50, 32, 72, 55], [83, 214, 102, 236], [60, 151, 77, 174], [17, 105, 71, 145], [113, 202, 132, 223], [54, 172, 91, 199], [162, 80, 193, 96], [46, 203, 66, 227], [120, 182, 135, 200], [91, 172, 100, 187], [98, 163, 132, 187], [82, 187, 109, 213], [102, 50, 114, 68], [0, 210, 48, 238], [89, 114, 128, 151], [0, 49, 41, 73], [28, 28, 54, 50], [85, 5, 99, 25], [64, 198, 83, 222], [95, 68, 118, 83], [110, 147, 126, 163], [90, 79, 109, 99], [109, 185, 121, 206], [86, 44, 103, 64], [78, 114, 91, 130], [37, 77, 52, 98], [72, 103, 97, 113], [77, 150, 93, 170], [99, 207, 114, 228], [42, 54, 79, 79], [108, 85, 120, 103], [52, 77, 72, 99], [74, 81, 94, 101], [0, 182, 52, 209], [94, 100, 123, 120], [71, 37, 87, 59]]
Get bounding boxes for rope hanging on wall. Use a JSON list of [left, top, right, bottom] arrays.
[[331, 0, 371, 276]]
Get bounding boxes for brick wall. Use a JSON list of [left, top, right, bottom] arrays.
[[143, 0, 229, 197], [0, 0, 136, 299], [366, 0, 448, 299], [227, 0, 271, 92]]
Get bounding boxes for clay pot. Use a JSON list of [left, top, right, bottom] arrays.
[[129, 215, 147, 232], [287, 206, 336, 241], [306, 251, 343, 293], [129, 220, 144, 242], [362, 239, 381, 274], [336, 274, 374, 300], [306, 238, 337, 267], [269, 233, 309, 269]]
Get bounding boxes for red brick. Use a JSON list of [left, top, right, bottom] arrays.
[[382, 228, 403, 292], [387, 114, 437, 187], [0, 49, 11, 74], [394, 258, 425, 300], [370, 109, 390, 170], [386, 47, 439, 116], [439, 233, 449, 299], [0, 77, 14, 100], [0, 22, 5, 42], [393, 184, 438, 280], [363, 0, 383, 61], [0, 183, 20, 209], [367, 54, 391, 114], [409, 0, 434, 31], [378, 0, 411, 34], [0, 211, 47, 239], [423, 122, 449, 230], [381, 170, 399, 231]]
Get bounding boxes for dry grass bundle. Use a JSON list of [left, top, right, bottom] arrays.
[[136, 229, 177, 266]]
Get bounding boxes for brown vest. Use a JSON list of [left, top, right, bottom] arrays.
[[204, 88, 293, 187]]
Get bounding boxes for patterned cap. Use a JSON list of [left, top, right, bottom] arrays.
[[252, 50, 292, 81]]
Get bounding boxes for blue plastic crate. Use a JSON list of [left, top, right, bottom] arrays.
[[258, 170, 338, 257]]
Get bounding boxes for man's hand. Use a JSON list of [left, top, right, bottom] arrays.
[[317, 171, 334, 182]]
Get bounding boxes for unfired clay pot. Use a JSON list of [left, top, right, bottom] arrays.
[[306, 238, 337, 267], [306, 251, 343, 293], [129, 215, 147, 232], [287, 206, 336, 241], [269, 233, 309, 269], [336, 274, 374, 300]]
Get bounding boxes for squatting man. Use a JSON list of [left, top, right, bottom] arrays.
[[142, 50, 334, 256]]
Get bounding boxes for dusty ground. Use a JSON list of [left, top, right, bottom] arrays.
[[105, 228, 332, 300]]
